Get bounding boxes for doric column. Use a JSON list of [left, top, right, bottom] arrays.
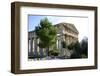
[[30, 38, 33, 53], [34, 37, 38, 56], [56, 39, 58, 49], [32, 38, 34, 52], [37, 38, 40, 56], [28, 39, 31, 52]]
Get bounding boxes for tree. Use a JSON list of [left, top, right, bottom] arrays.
[[80, 37, 88, 57], [68, 41, 82, 58], [35, 18, 57, 55]]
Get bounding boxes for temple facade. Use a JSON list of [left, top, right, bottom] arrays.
[[28, 22, 79, 59]]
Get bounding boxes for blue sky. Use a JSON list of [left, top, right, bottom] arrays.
[[28, 15, 69, 31], [28, 15, 88, 41]]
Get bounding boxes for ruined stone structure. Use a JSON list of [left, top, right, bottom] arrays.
[[28, 22, 79, 59]]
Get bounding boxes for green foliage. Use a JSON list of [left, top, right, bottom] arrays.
[[68, 42, 75, 50], [68, 38, 88, 59], [61, 41, 67, 48], [48, 49, 59, 56], [81, 38, 88, 57], [35, 17, 57, 49], [81, 54, 87, 58], [74, 41, 81, 52], [68, 41, 82, 58]]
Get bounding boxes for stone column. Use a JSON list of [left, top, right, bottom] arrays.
[[56, 39, 58, 49], [34, 37, 38, 57], [32, 38, 34, 52], [28, 39, 31, 53], [30, 38, 33, 53], [37, 38, 40, 55], [40, 48, 44, 57]]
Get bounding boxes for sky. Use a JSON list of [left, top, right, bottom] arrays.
[[28, 15, 88, 41]]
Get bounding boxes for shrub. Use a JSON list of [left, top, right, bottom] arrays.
[[68, 43, 75, 50], [68, 41, 82, 59], [61, 41, 67, 48], [49, 49, 59, 56], [81, 54, 87, 58]]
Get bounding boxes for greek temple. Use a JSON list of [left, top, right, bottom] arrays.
[[28, 22, 79, 59]]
